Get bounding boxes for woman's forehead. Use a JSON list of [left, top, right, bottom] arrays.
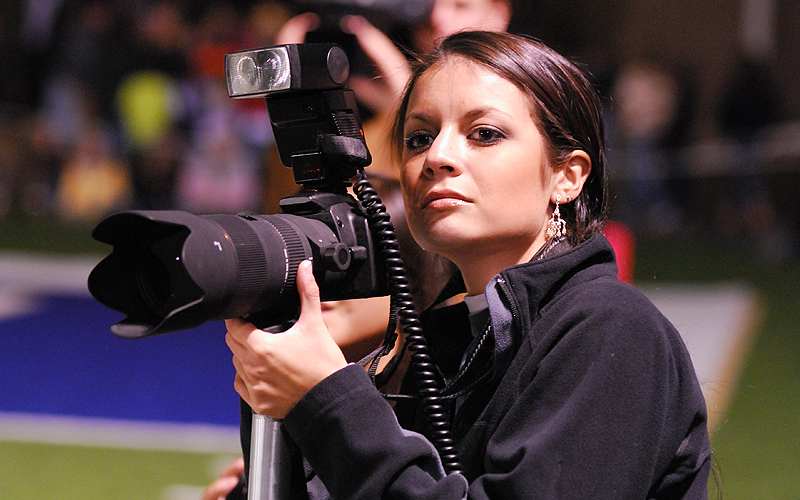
[[407, 58, 535, 118]]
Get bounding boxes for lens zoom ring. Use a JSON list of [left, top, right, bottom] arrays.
[[266, 216, 307, 290], [219, 217, 268, 300]]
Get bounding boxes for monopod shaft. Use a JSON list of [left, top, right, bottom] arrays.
[[248, 413, 291, 500]]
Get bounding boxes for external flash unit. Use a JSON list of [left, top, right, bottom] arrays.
[[225, 44, 350, 98]]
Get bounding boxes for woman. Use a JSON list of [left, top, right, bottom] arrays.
[[225, 31, 711, 498]]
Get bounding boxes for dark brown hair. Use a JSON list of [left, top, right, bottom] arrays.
[[393, 30, 608, 244]]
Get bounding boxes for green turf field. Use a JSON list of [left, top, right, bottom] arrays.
[[0, 440, 238, 499], [635, 235, 800, 500]]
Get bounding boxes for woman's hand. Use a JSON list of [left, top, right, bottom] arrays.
[[201, 457, 244, 500], [225, 260, 348, 419]]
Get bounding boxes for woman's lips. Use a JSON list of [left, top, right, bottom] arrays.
[[421, 190, 469, 209]]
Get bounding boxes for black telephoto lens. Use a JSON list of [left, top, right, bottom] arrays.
[[88, 193, 386, 338]]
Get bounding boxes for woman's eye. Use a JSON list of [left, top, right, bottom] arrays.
[[404, 132, 434, 151], [469, 127, 505, 144]]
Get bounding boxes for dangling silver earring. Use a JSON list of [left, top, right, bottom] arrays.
[[546, 194, 566, 239]]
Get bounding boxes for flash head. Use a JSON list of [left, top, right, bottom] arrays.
[[225, 44, 349, 98], [225, 42, 370, 185]]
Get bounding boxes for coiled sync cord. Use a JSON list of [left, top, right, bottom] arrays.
[[353, 170, 463, 476]]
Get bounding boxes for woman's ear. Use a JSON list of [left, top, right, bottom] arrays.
[[552, 150, 591, 203]]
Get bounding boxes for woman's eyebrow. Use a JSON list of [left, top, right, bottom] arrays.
[[404, 110, 434, 124], [405, 106, 512, 126], [463, 106, 513, 122]]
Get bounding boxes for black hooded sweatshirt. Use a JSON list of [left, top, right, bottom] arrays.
[[281, 233, 711, 499]]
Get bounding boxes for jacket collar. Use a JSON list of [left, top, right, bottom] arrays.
[[421, 233, 619, 391], [494, 233, 618, 341]]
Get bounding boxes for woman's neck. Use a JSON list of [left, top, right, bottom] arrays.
[[453, 235, 565, 294], [455, 247, 542, 295]]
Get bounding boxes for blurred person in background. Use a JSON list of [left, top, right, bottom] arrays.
[[175, 2, 286, 214], [115, 0, 190, 210], [716, 54, 791, 260], [36, 0, 130, 152], [608, 59, 695, 237], [55, 119, 132, 220]]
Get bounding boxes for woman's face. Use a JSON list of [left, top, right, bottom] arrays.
[[400, 58, 557, 284]]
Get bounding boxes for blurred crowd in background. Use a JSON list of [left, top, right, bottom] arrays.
[[0, 0, 289, 220], [0, 0, 796, 260]]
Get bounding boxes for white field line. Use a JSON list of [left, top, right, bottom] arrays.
[[0, 411, 240, 453], [0, 252, 98, 319], [641, 282, 761, 432], [0, 251, 99, 295]]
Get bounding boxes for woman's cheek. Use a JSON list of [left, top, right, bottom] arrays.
[[405, 209, 429, 250], [408, 212, 447, 256]]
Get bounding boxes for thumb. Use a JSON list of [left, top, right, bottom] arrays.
[[293, 260, 348, 375], [295, 260, 325, 331]]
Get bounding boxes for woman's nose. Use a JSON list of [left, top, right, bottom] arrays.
[[423, 129, 460, 177]]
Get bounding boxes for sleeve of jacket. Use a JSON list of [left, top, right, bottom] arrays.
[[466, 281, 711, 499], [283, 364, 469, 500]]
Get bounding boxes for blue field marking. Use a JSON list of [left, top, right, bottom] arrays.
[[0, 283, 241, 428]]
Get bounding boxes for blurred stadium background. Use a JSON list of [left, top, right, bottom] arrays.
[[2, 0, 800, 498]]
